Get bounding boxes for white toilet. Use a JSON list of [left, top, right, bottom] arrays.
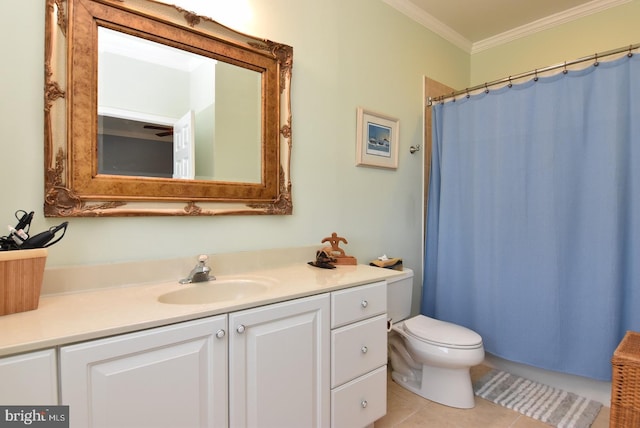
[[387, 269, 485, 409]]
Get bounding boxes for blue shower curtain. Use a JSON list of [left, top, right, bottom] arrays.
[[423, 54, 640, 381]]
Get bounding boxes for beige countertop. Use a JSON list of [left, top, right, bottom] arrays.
[[0, 262, 403, 357]]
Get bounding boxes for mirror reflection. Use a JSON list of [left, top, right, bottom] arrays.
[[97, 27, 262, 183]]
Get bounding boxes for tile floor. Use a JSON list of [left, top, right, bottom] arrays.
[[375, 365, 610, 428]]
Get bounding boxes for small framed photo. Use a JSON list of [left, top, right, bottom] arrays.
[[356, 107, 399, 169]]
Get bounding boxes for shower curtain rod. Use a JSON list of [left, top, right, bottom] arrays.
[[429, 42, 640, 105]]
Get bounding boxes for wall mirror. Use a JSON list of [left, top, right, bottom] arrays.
[[44, 0, 293, 216]]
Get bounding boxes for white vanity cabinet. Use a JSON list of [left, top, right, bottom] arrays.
[[2, 271, 393, 428], [59, 315, 228, 428], [0, 349, 58, 404], [228, 293, 330, 428], [330, 281, 388, 428]]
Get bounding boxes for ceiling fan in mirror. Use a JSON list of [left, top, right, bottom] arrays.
[[143, 125, 173, 137]]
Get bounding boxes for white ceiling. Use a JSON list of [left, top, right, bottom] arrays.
[[99, 27, 211, 72], [383, 0, 630, 53]]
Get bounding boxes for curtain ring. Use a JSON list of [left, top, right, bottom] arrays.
[[451, 91, 456, 102], [466, 88, 470, 99], [629, 45, 634, 58], [484, 83, 489, 94], [563, 62, 568, 74], [507, 77, 512, 88], [594, 53, 599, 67], [533, 69, 538, 82]]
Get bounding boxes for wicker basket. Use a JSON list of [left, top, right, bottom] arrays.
[[611, 331, 640, 428], [0, 248, 47, 316]]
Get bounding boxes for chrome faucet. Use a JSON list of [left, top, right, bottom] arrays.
[[180, 254, 215, 284]]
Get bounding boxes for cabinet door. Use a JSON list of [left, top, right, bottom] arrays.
[[229, 294, 330, 428], [60, 315, 227, 428], [0, 349, 57, 404]]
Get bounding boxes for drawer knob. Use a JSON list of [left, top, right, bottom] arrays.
[[361, 300, 368, 308], [361, 346, 368, 354], [236, 324, 246, 334], [216, 329, 226, 339], [361, 400, 368, 408]]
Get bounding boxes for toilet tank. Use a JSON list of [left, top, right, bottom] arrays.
[[386, 268, 414, 323]]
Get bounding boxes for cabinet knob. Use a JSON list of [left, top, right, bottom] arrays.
[[236, 324, 246, 334], [216, 329, 226, 339], [361, 346, 368, 354], [361, 400, 368, 408], [361, 300, 368, 308]]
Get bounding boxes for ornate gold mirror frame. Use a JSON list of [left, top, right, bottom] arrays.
[[44, 0, 293, 216]]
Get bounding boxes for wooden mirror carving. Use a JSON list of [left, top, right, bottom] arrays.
[[44, 0, 293, 216]]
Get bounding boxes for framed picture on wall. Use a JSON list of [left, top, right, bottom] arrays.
[[356, 107, 399, 169]]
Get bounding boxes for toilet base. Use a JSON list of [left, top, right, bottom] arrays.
[[391, 364, 476, 409]]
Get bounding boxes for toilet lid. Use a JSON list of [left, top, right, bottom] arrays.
[[403, 315, 482, 349]]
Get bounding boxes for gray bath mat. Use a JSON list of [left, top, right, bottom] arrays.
[[474, 369, 602, 428]]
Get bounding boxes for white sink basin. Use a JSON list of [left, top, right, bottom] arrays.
[[158, 276, 276, 305]]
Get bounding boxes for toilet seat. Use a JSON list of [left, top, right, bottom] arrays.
[[402, 315, 482, 349]]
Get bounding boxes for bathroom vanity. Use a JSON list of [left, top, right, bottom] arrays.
[[0, 249, 401, 428]]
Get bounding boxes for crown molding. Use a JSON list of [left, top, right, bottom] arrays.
[[471, 0, 632, 53], [382, 0, 473, 53], [383, 0, 631, 55]]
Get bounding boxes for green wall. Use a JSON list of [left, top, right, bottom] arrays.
[[6, 0, 635, 297], [2, 0, 637, 318], [470, 0, 640, 85], [0, 0, 467, 314]]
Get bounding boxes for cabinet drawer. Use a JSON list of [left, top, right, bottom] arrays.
[[331, 281, 386, 328], [331, 314, 387, 387], [331, 365, 387, 428]]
